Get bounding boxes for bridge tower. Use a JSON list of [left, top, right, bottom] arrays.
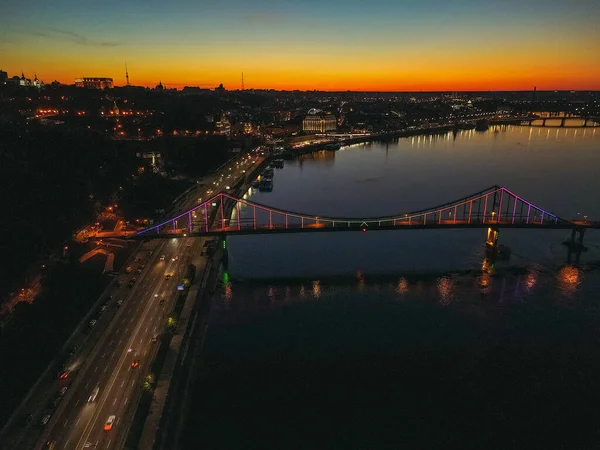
[[491, 188, 502, 222]]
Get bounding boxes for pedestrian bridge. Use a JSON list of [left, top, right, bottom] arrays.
[[105, 185, 598, 240]]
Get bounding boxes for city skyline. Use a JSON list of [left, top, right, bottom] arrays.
[[2, 0, 600, 91]]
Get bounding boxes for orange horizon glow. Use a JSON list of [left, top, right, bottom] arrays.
[[6, 51, 598, 92], [3, 0, 600, 92], [6, 69, 599, 93]]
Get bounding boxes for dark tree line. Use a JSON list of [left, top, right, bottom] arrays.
[[0, 123, 131, 297]]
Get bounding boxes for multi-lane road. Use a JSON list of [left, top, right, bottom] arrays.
[[42, 236, 207, 450], [0, 150, 265, 450]]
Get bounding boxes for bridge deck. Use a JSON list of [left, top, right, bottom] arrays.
[[98, 220, 600, 240]]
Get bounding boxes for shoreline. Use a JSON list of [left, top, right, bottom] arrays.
[[289, 122, 513, 154]]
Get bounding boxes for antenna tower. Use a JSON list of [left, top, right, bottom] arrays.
[[126, 62, 130, 86], [241, 72, 244, 91]]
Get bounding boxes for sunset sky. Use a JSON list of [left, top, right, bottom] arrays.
[[2, 0, 599, 91]]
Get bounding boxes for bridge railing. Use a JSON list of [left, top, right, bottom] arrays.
[[136, 185, 571, 237], [161, 214, 566, 236]]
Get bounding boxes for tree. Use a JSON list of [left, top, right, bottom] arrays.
[[143, 374, 155, 391], [166, 316, 177, 333]]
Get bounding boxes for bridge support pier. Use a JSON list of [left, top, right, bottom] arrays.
[[485, 226, 512, 261], [485, 226, 499, 254], [564, 227, 587, 252]]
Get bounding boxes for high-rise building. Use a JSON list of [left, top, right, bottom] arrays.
[[75, 77, 113, 89], [303, 112, 337, 133]]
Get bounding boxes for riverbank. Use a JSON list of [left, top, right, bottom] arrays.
[[288, 119, 527, 155], [289, 125, 458, 154]]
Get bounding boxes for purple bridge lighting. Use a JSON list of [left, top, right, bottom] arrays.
[[104, 185, 597, 239]]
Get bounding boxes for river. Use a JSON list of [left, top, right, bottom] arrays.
[[182, 125, 600, 449]]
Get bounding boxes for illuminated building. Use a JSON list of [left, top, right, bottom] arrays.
[[0, 70, 7, 85], [32, 73, 42, 88], [302, 113, 337, 133], [215, 114, 230, 135], [19, 71, 31, 86], [75, 77, 114, 89]]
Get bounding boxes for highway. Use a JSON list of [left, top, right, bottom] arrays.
[[23, 150, 264, 450], [41, 237, 206, 450]]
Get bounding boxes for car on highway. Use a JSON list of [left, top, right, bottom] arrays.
[[58, 370, 70, 379], [134, 257, 141, 262], [151, 334, 159, 343], [160, 255, 166, 261], [159, 298, 165, 305], [171, 256, 179, 261], [40, 414, 51, 426], [116, 280, 123, 287], [165, 273, 172, 280], [129, 278, 136, 287], [59, 386, 68, 396], [116, 299, 123, 308], [89, 319, 97, 328], [104, 415, 116, 431], [88, 386, 100, 402], [43, 441, 55, 449], [136, 268, 142, 274], [131, 360, 140, 368], [100, 304, 107, 313]]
